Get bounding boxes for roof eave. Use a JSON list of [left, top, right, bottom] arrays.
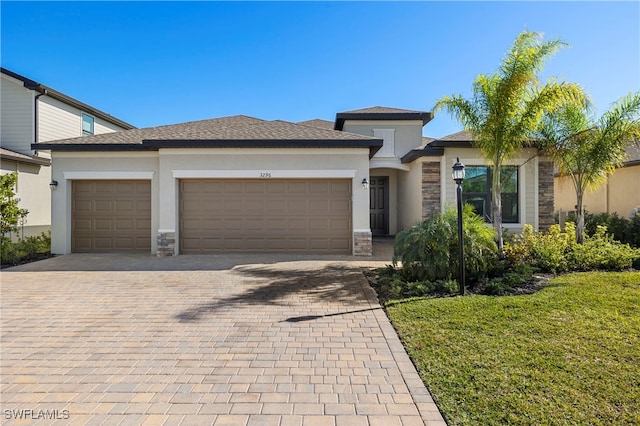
[[1, 67, 136, 130], [0, 152, 51, 166], [33, 138, 384, 158], [334, 112, 433, 131], [401, 147, 445, 163]]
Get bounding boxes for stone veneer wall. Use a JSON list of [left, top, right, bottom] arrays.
[[157, 231, 175, 256], [422, 162, 441, 219], [353, 231, 372, 256], [538, 160, 555, 231]]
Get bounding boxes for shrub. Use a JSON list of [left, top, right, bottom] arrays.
[[506, 223, 639, 273], [560, 211, 640, 248], [393, 205, 498, 283], [0, 231, 51, 267]]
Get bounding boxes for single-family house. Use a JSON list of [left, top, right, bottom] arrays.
[[34, 105, 555, 256], [0, 68, 134, 238], [554, 142, 640, 217]]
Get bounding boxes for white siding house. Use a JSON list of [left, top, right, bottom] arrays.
[[0, 68, 135, 238]]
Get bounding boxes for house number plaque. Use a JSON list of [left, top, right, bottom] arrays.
[[260, 172, 272, 178]]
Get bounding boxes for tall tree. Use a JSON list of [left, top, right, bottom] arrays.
[[434, 31, 585, 254], [539, 92, 640, 243]]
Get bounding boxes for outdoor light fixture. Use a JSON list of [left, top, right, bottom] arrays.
[[452, 157, 466, 295], [362, 178, 369, 189], [49, 180, 58, 190]]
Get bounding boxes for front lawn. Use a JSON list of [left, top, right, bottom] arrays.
[[385, 271, 640, 425]]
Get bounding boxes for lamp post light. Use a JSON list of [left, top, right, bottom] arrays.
[[452, 157, 466, 296]]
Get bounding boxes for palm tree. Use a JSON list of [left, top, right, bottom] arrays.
[[539, 92, 640, 243], [434, 31, 585, 254]]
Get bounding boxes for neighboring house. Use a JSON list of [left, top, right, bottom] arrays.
[[0, 68, 135, 238], [554, 142, 640, 217], [34, 105, 555, 256]]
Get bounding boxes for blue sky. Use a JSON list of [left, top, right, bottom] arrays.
[[2, 1, 639, 138]]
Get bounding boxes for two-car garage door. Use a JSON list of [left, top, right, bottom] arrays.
[[180, 179, 352, 254], [71, 179, 352, 254]]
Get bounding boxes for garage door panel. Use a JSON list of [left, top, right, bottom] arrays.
[[72, 180, 151, 252], [180, 179, 351, 254]]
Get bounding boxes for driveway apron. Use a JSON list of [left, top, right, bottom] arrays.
[[1, 254, 446, 425]]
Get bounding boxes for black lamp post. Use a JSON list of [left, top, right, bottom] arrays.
[[452, 157, 466, 295]]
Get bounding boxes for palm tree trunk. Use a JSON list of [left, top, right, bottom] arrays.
[[492, 166, 504, 255], [576, 191, 585, 244]]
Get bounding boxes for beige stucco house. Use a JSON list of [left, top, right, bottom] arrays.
[[554, 143, 640, 217], [0, 68, 134, 238], [34, 106, 555, 256]]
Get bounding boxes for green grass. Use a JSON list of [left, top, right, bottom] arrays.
[[385, 272, 640, 425]]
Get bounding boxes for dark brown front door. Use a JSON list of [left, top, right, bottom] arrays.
[[370, 176, 389, 236]]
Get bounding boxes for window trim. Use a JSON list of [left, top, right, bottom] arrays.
[[462, 165, 519, 224], [82, 113, 95, 136]]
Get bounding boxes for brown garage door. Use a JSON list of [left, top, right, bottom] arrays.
[[180, 179, 352, 254], [72, 180, 151, 252]]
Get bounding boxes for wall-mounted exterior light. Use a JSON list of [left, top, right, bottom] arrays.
[[49, 180, 58, 191], [361, 178, 369, 190]]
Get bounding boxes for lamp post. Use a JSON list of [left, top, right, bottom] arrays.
[[452, 157, 466, 295]]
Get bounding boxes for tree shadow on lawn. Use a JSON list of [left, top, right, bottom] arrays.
[[174, 263, 377, 323]]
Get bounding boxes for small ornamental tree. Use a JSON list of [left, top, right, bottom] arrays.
[[539, 92, 640, 243], [0, 173, 28, 238]]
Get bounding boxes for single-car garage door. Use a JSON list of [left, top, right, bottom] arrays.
[[180, 179, 352, 253], [72, 180, 151, 252]]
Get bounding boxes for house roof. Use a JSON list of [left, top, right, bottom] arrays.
[[334, 106, 433, 130], [624, 142, 640, 166], [1, 67, 136, 131], [0, 147, 51, 166], [33, 114, 384, 157], [298, 119, 335, 130]]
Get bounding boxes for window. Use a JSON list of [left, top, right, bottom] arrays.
[[82, 113, 94, 136], [462, 166, 518, 223]]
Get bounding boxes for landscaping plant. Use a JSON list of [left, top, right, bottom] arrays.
[[539, 91, 640, 243], [434, 30, 586, 254]]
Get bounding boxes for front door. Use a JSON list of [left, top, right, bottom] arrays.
[[370, 176, 389, 236]]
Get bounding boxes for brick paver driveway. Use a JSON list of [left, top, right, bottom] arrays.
[[1, 253, 445, 426]]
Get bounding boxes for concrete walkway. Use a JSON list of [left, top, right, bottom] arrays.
[[1, 252, 446, 425]]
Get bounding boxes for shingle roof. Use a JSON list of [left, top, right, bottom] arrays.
[[624, 142, 640, 166], [0, 147, 51, 166], [334, 106, 433, 130], [33, 115, 384, 156], [438, 130, 474, 142], [298, 119, 334, 130], [338, 106, 429, 115], [1, 67, 135, 130]]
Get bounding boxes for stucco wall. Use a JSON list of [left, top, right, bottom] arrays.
[[51, 148, 371, 255], [1, 159, 51, 238], [555, 164, 640, 217], [397, 162, 425, 232], [342, 121, 424, 158], [50, 152, 160, 254]]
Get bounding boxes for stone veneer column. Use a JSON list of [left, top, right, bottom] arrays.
[[422, 162, 441, 219], [157, 231, 176, 256], [353, 231, 372, 256], [538, 160, 555, 231]]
